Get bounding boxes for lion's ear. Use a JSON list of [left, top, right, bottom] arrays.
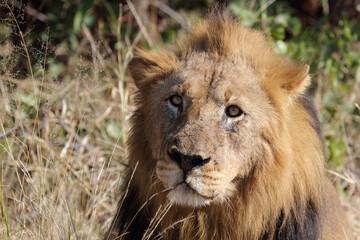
[[128, 49, 179, 90], [264, 61, 310, 110], [266, 61, 310, 95], [279, 63, 310, 95]]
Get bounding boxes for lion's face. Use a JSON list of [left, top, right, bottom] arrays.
[[141, 53, 273, 207]]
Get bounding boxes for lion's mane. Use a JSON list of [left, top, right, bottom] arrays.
[[105, 10, 351, 240]]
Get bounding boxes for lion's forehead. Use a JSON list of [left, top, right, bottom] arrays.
[[173, 54, 263, 100]]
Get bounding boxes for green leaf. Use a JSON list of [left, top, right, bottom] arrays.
[[271, 24, 285, 40], [16, 91, 37, 107], [48, 63, 66, 79], [274, 40, 288, 54], [288, 17, 302, 36], [73, 11, 84, 33], [73, 0, 94, 33], [274, 13, 290, 26], [355, 66, 360, 82], [106, 122, 122, 140], [83, 14, 95, 28]]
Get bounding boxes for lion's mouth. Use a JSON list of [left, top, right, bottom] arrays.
[[173, 182, 217, 200], [166, 182, 215, 207], [165, 153, 217, 200]]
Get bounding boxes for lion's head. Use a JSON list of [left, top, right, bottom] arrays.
[[135, 54, 276, 207], [128, 14, 311, 208]]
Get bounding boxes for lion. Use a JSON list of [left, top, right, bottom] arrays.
[[105, 11, 353, 240]]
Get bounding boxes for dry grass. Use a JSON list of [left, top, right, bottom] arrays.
[[0, 4, 135, 239], [0, 2, 359, 240]]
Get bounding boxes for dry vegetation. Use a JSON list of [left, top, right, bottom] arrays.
[[0, 3, 135, 239], [0, 1, 359, 239]]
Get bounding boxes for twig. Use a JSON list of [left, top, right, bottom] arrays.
[[355, 103, 360, 111], [327, 169, 356, 185], [249, 0, 257, 11], [57, 119, 97, 152], [0, 78, 11, 114], [63, 196, 80, 240], [345, 169, 360, 192], [151, 0, 191, 32], [126, 0, 154, 47], [153, 215, 195, 240], [254, 0, 276, 18], [83, 26, 100, 82], [143, 201, 173, 240], [341, 199, 360, 216], [58, 154, 113, 213], [4, 1, 35, 83], [105, 162, 139, 240], [122, 187, 174, 237], [6, 0, 49, 23], [0, 127, 18, 139]]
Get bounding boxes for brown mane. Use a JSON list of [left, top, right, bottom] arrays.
[[105, 11, 351, 240]]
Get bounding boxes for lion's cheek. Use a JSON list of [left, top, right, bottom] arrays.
[[214, 152, 242, 179], [155, 160, 183, 189], [146, 116, 169, 159]]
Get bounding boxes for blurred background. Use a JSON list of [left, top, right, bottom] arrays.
[[0, 0, 359, 239]]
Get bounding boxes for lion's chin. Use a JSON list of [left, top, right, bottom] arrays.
[[167, 183, 212, 208]]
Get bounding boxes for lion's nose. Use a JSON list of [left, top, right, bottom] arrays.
[[168, 148, 210, 173]]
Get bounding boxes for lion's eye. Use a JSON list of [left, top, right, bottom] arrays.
[[169, 95, 183, 107], [226, 105, 243, 118]]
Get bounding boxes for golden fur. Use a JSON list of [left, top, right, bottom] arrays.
[[106, 11, 352, 240]]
